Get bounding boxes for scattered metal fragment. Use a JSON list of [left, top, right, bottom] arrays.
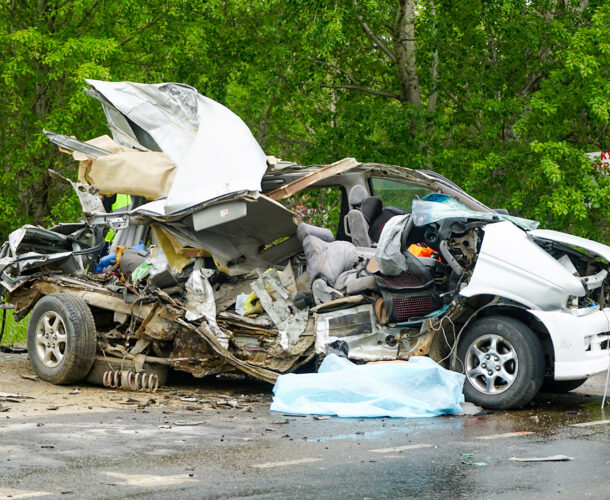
[[313, 415, 330, 420], [173, 421, 205, 426], [20, 374, 39, 381], [0, 392, 34, 400], [509, 455, 574, 462], [69, 388, 80, 395]]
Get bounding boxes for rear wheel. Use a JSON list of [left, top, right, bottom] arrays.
[[457, 315, 544, 409], [27, 294, 97, 384]]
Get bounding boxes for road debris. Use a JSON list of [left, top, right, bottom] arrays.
[[0, 392, 34, 403], [459, 402, 483, 416], [461, 453, 487, 466], [509, 455, 574, 462], [20, 374, 39, 381]]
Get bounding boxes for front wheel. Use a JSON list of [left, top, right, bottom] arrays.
[[457, 315, 544, 410], [27, 294, 97, 384], [541, 377, 587, 393]]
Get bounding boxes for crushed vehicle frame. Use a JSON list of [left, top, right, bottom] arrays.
[[1, 80, 608, 410]]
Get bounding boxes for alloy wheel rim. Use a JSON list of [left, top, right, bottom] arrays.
[[465, 334, 518, 395], [35, 311, 67, 368]]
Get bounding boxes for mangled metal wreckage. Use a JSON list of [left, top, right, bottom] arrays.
[[1, 80, 609, 409]]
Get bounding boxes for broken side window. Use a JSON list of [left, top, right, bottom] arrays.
[[369, 177, 435, 213], [280, 186, 346, 238]]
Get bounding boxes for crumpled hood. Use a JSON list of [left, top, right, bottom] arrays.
[[85, 79, 268, 215], [530, 228, 610, 263]]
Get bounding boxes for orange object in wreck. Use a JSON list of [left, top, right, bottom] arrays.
[[408, 244, 437, 258]]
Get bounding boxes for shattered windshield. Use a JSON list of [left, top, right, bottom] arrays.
[[412, 194, 539, 230]]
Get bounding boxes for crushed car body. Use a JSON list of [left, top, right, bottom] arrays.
[[0, 80, 608, 410]]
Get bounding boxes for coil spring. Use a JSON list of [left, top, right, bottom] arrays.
[[102, 370, 159, 393]]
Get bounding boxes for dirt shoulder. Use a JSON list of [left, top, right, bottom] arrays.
[[0, 351, 273, 419]]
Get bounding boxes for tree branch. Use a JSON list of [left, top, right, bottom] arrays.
[[75, 0, 100, 29], [120, 9, 170, 47], [319, 83, 401, 100], [353, 0, 396, 63], [308, 58, 359, 85], [359, 21, 397, 63]]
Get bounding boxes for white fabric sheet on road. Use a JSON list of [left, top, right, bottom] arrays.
[[86, 80, 267, 215], [270, 354, 465, 418]]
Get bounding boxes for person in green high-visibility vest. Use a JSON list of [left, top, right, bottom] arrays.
[[103, 193, 131, 242]]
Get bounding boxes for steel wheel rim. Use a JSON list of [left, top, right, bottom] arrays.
[[35, 311, 67, 368], [465, 334, 518, 395]]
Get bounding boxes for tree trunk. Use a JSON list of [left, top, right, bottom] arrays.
[[393, 0, 422, 108]]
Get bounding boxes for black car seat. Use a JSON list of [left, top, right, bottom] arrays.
[[368, 206, 407, 244]]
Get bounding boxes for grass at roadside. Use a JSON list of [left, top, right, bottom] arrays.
[[0, 309, 28, 345]]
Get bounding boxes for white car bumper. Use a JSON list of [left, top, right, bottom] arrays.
[[531, 308, 610, 381]]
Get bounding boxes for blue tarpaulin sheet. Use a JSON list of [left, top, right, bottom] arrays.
[[270, 355, 465, 418]]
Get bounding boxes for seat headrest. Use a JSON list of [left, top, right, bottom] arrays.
[[361, 197, 382, 224], [348, 185, 368, 207], [297, 223, 335, 243]]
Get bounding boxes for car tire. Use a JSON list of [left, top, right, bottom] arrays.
[[457, 315, 544, 410], [27, 294, 97, 384], [540, 377, 587, 393]]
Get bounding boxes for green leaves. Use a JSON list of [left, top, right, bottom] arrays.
[[0, 0, 608, 242]]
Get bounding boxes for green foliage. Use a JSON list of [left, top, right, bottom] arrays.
[[281, 188, 343, 235], [0, 310, 28, 345], [0, 0, 608, 241]]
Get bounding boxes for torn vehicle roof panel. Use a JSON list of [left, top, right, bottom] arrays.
[[85, 79, 268, 215]]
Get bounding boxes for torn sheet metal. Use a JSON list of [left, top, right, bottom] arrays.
[[149, 196, 300, 276], [314, 303, 434, 361], [267, 158, 360, 201], [250, 270, 308, 351], [85, 79, 268, 215], [176, 318, 280, 383], [184, 263, 230, 349], [48, 170, 106, 215], [0, 225, 87, 280], [44, 129, 112, 158]]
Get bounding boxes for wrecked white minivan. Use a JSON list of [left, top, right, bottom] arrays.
[[0, 80, 608, 409]]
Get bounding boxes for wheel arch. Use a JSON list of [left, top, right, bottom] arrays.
[[459, 297, 554, 376]]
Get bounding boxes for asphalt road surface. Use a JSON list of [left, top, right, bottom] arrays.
[[1, 352, 608, 499]]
